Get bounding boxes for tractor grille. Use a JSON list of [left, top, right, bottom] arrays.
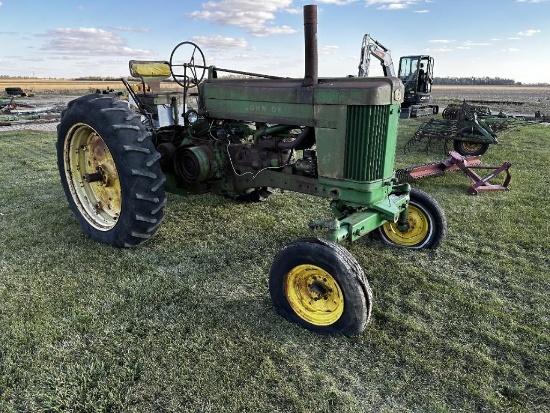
[[344, 105, 390, 182]]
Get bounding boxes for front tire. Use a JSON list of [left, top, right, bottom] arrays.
[[269, 238, 372, 336], [378, 189, 446, 249], [57, 94, 166, 247]]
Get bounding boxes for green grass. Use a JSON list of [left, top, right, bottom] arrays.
[[0, 120, 548, 412]]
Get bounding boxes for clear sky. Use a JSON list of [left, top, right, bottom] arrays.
[[0, 0, 548, 83]]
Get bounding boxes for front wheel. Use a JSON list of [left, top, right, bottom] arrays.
[[269, 238, 372, 336], [377, 188, 446, 249], [57, 94, 166, 247]]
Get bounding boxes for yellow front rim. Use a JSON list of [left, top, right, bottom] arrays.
[[64, 123, 122, 231], [285, 264, 344, 326], [381, 204, 430, 247], [460, 141, 484, 154]]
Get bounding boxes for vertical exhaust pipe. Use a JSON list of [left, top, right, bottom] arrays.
[[303, 4, 318, 86]]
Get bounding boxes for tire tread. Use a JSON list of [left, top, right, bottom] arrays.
[[56, 93, 166, 248]]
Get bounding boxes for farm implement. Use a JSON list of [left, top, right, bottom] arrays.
[[397, 151, 512, 195], [56, 5, 447, 336], [0, 96, 61, 127], [405, 101, 501, 156], [405, 100, 549, 156]]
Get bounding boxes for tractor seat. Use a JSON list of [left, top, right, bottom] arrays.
[[129, 60, 171, 93]]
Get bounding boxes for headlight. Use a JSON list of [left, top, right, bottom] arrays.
[[184, 109, 199, 125]]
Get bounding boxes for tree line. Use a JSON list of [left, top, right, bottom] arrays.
[[433, 76, 517, 85], [433, 76, 548, 86]]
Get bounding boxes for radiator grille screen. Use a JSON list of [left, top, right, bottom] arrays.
[[344, 105, 390, 182]]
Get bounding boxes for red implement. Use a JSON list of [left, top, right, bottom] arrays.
[[398, 151, 511, 194]]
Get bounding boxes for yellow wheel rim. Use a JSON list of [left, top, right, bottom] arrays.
[[381, 204, 430, 247], [285, 264, 344, 326], [460, 141, 484, 154], [63, 123, 122, 231]]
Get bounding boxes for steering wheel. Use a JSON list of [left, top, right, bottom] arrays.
[[169, 41, 206, 88]]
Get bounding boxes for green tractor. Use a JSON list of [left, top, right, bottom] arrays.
[[56, 5, 446, 336]]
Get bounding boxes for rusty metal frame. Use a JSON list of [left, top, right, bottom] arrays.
[[397, 151, 511, 194]]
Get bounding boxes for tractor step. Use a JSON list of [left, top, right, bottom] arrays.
[[397, 151, 511, 194]]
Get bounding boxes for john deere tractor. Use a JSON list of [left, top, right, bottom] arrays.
[[56, 5, 446, 336]]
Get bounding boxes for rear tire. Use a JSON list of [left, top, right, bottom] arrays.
[[377, 189, 446, 249], [269, 238, 372, 336], [57, 94, 166, 247]]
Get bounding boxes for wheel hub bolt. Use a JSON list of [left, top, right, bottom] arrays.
[[84, 170, 104, 183]]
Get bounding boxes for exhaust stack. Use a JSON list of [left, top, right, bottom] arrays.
[[303, 4, 318, 86]]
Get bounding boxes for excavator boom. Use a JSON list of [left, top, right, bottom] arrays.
[[358, 34, 396, 77]]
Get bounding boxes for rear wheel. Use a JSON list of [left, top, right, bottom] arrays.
[[453, 140, 490, 156], [378, 189, 446, 249], [269, 238, 372, 336], [57, 94, 166, 247]]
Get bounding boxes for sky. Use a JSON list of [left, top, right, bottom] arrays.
[[0, 0, 548, 84]]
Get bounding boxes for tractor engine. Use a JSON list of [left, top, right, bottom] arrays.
[[155, 120, 297, 187]]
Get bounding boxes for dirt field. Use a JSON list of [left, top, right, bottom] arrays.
[[432, 85, 550, 115]]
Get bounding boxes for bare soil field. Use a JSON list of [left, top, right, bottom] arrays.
[[432, 85, 550, 116]]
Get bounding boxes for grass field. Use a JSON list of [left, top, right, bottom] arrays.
[[0, 114, 549, 411]]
